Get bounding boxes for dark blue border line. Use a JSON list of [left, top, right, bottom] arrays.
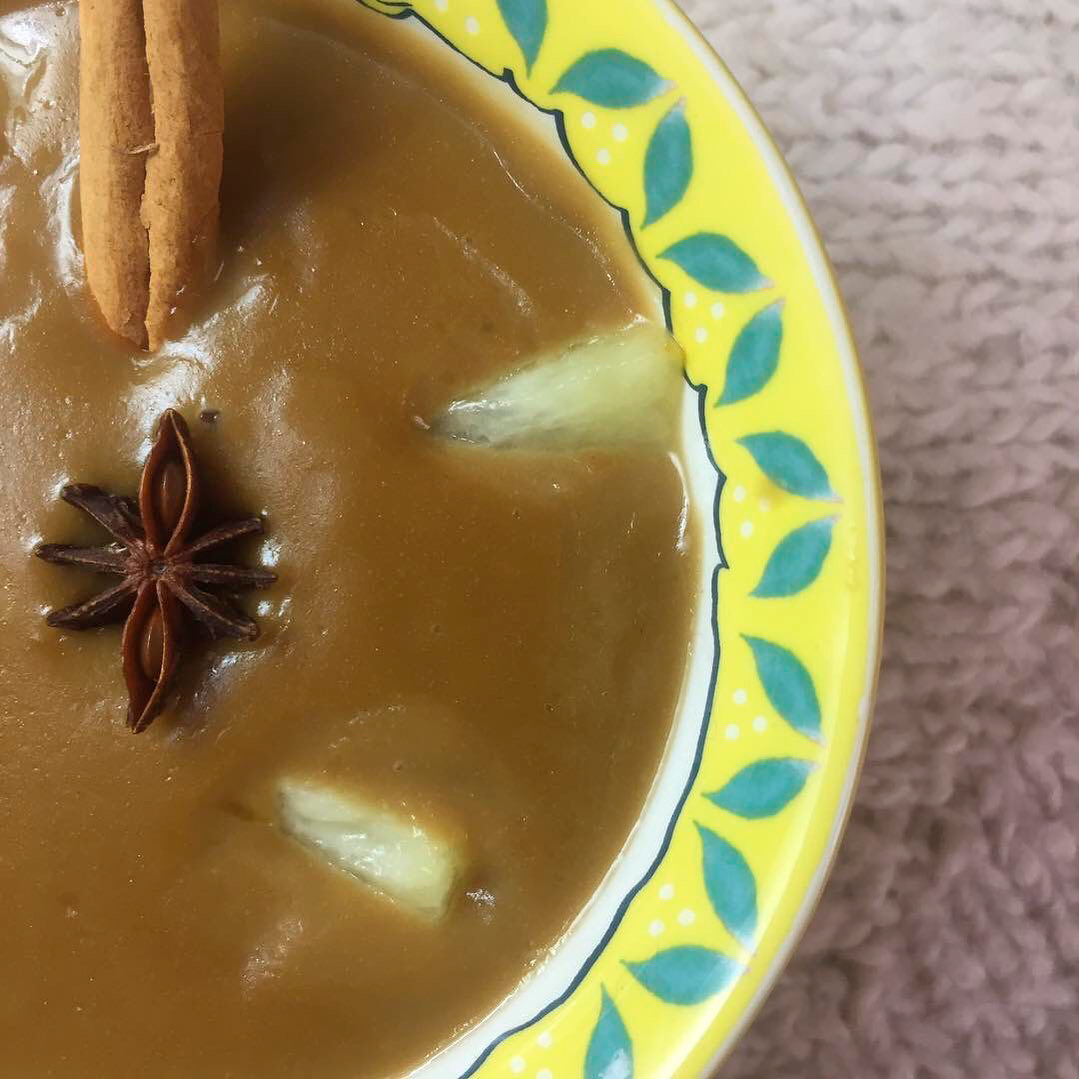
[[352, 5, 727, 1073]]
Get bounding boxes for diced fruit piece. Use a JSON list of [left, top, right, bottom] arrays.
[[435, 323, 683, 450], [278, 779, 462, 921]]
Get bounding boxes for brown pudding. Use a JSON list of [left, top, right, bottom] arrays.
[[0, 0, 697, 1074]]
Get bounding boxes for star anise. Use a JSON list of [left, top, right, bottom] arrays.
[[35, 409, 276, 732]]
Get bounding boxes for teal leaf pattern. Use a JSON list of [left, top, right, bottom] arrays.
[[552, 50, 670, 107], [497, 0, 546, 73], [738, 432, 835, 500], [717, 301, 784, 404], [658, 233, 769, 292], [706, 758, 813, 819], [626, 946, 740, 1005], [696, 824, 757, 945], [643, 99, 692, 226], [751, 517, 835, 598], [743, 636, 822, 741], [585, 989, 634, 1079]]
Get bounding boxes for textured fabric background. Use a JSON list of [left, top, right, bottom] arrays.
[[676, 1, 1079, 1076]]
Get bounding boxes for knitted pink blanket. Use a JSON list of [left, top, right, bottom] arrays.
[[681, 1, 1079, 1075]]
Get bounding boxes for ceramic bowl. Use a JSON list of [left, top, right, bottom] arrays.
[[358, 1, 884, 1074]]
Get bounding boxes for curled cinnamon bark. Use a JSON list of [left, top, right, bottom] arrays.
[[79, 0, 223, 350], [142, 0, 223, 350], [78, 0, 154, 347]]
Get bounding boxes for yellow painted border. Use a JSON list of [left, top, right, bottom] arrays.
[[360, 1, 884, 1075]]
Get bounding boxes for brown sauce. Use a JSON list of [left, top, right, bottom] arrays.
[[0, 1, 697, 1074]]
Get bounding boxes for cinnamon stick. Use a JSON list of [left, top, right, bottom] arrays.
[[78, 0, 154, 348], [79, 0, 223, 350], [142, 0, 223, 350]]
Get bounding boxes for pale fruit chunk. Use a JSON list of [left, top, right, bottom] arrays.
[[436, 323, 684, 450], [278, 780, 462, 921]]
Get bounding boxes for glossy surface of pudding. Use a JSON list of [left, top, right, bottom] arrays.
[[0, 0, 696, 1073]]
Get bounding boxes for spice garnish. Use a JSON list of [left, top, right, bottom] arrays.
[[79, 0, 223, 349], [35, 409, 276, 732]]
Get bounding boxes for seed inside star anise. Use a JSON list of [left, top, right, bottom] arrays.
[[35, 410, 277, 732]]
